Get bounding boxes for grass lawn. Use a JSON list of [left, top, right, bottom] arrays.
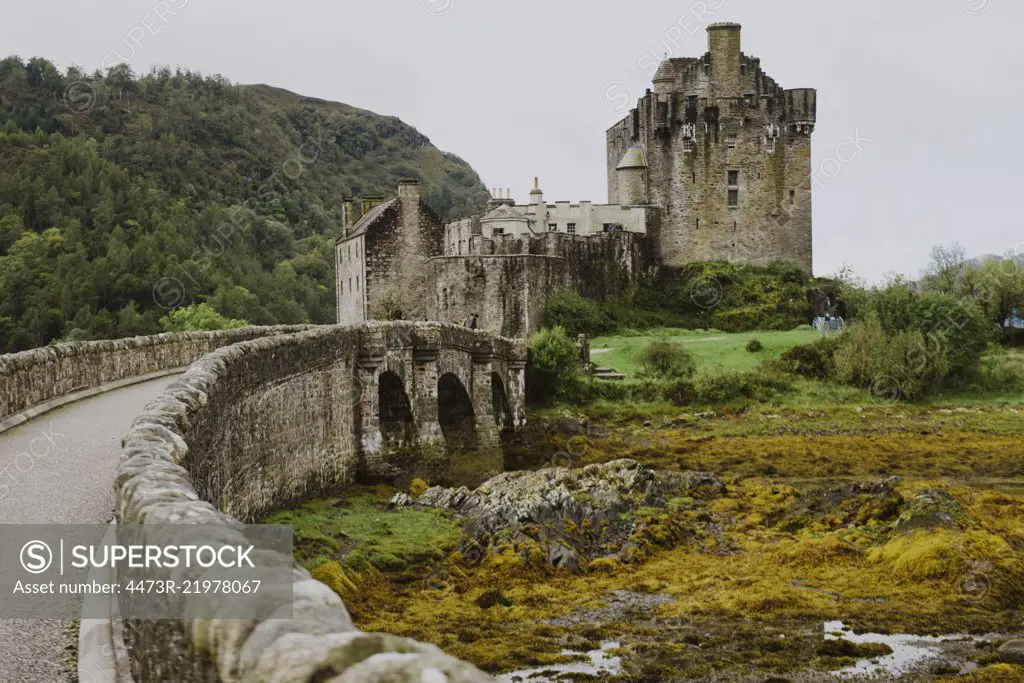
[[590, 326, 820, 377]]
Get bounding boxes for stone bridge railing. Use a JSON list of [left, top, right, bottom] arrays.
[[116, 322, 526, 681], [0, 326, 311, 431]]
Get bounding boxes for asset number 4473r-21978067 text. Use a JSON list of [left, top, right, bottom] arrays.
[[123, 579, 262, 594]]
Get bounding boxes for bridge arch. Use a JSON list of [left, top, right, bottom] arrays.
[[378, 370, 414, 456], [437, 372, 478, 455]]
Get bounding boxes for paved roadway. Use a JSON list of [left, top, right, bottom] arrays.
[[0, 377, 176, 683]]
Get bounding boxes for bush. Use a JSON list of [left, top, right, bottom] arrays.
[[833, 312, 953, 400], [779, 335, 843, 380], [868, 283, 989, 375], [637, 338, 696, 380], [159, 303, 248, 332], [542, 289, 614, 337], [693, 369, 791, 404], [529, 326, 583, 404], [746, 338, 764, 353]]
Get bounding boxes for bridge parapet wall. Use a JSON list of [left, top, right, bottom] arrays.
[[115, 322, 523, 682], [0, 326, 311, 427]]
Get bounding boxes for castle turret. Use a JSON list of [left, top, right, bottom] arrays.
[[616, 146, 648, 205], [652, 60, 675, 95], [785, 88, 817, 132], [708, 23, 742, 98]]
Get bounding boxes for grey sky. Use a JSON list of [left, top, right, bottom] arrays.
[[6, 0, 1023, 282]]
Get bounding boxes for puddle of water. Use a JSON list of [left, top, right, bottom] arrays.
[[825, 620, 977, 678], [499, 641, 622, 682]]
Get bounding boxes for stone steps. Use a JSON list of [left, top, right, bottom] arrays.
[[593, 367, 626, 382]]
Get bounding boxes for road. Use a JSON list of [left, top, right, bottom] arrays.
[[0, 376, 176, 683]]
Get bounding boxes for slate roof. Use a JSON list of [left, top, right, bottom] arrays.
[[616, 146, 648, 170], [481, 204, 530, 222], [337, 198, 399, 242]]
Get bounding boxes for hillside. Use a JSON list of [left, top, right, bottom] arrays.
[[0, 57, 490, 352]]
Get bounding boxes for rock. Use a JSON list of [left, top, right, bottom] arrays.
[[775, 477, 903, 533], [387, 493, 414, 509], [895, 488, 967, 534], [998, 639, 1024, 664], [547, 543, 580, 572], [855, 407, 864, 414], [413, 460, 723, 569]]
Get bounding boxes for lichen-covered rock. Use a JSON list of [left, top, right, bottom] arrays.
[[896, 488, 970, 534], [407, 460, 723, 568], [774, 476, 904, 532], [998, 639, 1024, 665]]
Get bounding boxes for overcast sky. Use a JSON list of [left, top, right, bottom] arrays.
[[6, 0, 1023, 282]]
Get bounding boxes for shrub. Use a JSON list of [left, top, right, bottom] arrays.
[[693, 368, 792, 404], [662, 379, 696, 406], [867, 282, 989, 375], [779, 335, 843, 380], [746, 338, 764, 353], [159, 303, 248, 332], [529, 326, 583, 404], [833, 312, 953, 400], [637, 338, 696, 380], [542, 289, 613, 337]]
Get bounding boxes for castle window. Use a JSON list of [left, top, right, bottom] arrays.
[[549, 223, 558, 232], [733, 221, 737, 232], [728, 189, 739, 207], [696, 218, 700, 230], [356, 276, 360, 292], [567, 223, 577, 235], [356, 243, 359, 258], [348, 245, 352, 261], [728, 170, 739, 186], [790, 190, 796, 206], [692, 172, 696, 183], [684, 138, 694, 153], [348, 278, 352, 293], [727, 136, 737, 149], [492, 227, 505, 236], [766, 138, 776, 154], [740, 64, 747, 76]]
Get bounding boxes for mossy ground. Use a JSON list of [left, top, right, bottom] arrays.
[[265, 402, 1024, 680]]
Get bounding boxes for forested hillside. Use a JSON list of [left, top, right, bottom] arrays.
[[0, 57, 490, 352]]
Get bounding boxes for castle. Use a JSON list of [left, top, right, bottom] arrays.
[[337, 23, 815, 338]]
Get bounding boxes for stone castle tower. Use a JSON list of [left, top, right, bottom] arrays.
[[607, 23, 816, 271]]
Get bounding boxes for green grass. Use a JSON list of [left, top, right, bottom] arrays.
[[590, 327, 820, 377], [263, 490, 463, 571]]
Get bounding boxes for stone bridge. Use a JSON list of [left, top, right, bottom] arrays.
[[0, 322, 525, 682], [354, 323, 526, 487]]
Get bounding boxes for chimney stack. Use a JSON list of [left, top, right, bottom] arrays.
[[529, 177, 544, 205]]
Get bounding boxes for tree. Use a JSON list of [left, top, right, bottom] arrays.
[[159, 303, 248, 332], [920, 243, 966, 295]]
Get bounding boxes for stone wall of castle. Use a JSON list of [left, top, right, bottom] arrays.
[[428, 232, 650, 337], [607, 24, 814, 272]]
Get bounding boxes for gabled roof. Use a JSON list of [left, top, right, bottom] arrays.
[[616, 146, 647, 170], [337, 198, 399, 242], [481, 204, 529, 223]]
